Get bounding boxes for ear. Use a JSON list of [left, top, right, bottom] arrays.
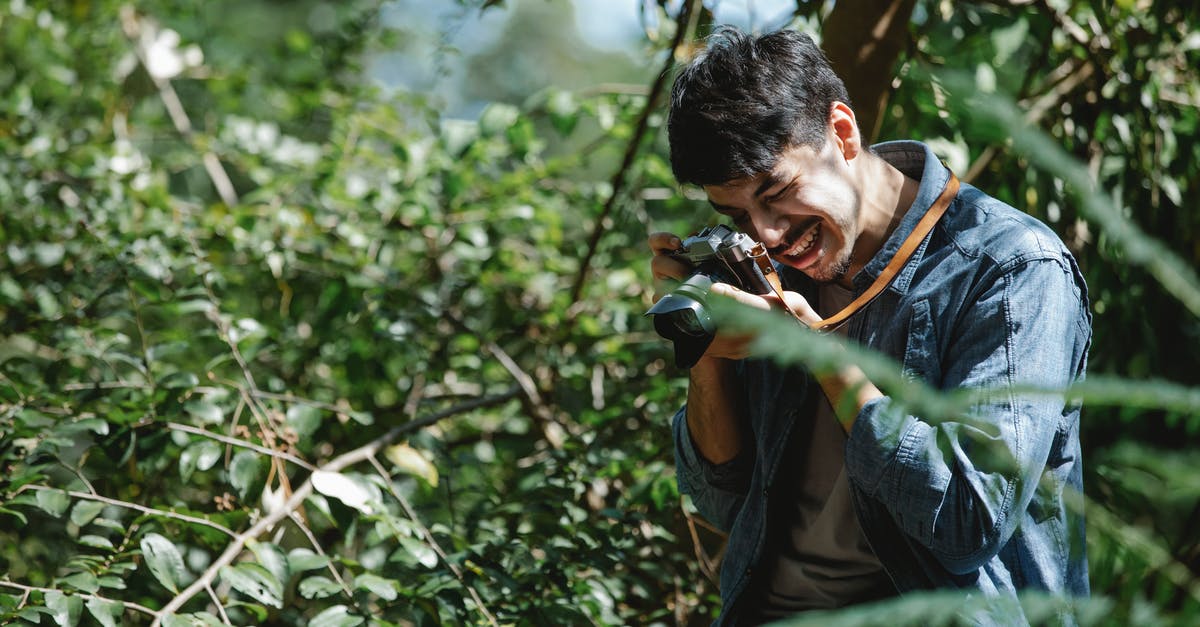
[[828, 101, 861, 162]]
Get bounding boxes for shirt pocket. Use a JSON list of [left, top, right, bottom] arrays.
[[902, 299, 941, 384]]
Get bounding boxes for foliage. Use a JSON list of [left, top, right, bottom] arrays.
[[0, 0, 1198, 625]]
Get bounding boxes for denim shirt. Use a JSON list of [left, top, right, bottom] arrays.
[[672, 141, 1092, 624]]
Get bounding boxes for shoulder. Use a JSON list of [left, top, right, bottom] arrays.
[[938, 183, 1073, 273]]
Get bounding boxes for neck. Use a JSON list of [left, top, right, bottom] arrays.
[[840, 154, 919, 287]]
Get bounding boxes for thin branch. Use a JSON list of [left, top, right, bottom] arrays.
[[567, 0, 702, 305], [118, 6, 238, 207], [286, 511, 358, 603], [0, 579, 160, 619], [963, 59, 1094, 183], [367, 455, 499, 627], [152, 390, 518, 624], [16, 485, 236, 538], [165, 422, 317, 471], [203, 581, 232, 626]]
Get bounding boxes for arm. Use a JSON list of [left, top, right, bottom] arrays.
[[843, 257, 1090, 573]]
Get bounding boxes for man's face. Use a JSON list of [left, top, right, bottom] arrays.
[[703, 139, 861, 284]]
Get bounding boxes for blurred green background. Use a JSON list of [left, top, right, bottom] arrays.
[[1, 0, 1198, 624]]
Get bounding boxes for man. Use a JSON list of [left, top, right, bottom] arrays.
[[649, 27, 1091, 624]]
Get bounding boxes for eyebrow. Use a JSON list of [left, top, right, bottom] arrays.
[[753, 170, 788, 199], [708, 200, 738, 215]]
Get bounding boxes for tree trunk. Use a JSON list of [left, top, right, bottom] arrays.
[[820, 0, 917, 143]]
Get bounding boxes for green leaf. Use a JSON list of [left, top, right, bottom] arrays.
[[247, 540, 289, 589], [285, 404, 322, 439], [180, 440, 222, 481], [310, 470, 376, 514], [219, 563, 283, 608], [298, 575, 342, 599], [384, 442, 439, 487], [286, 547, 330, 572], [229, 449, 262, 499], [44, 589, 82, 627], [140, 532, 188, 593], [58, 571, 100, 593], [69, 500, 106, 527], [78, 534, 115, 550], [308, 605, 364, 627], [85, 597, 123, 627], [353, 573, 398, 601], [36, 488, 70, 517], [162, 613, 224, 627], [0, 506, 29, 525], [397, 535, 438, 569], [185, 400, 225, 425]]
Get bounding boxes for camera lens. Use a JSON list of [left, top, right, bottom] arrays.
[[670, 310, 708, 337]]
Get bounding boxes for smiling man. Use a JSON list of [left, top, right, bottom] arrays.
[[649, 27, 1092, 624]]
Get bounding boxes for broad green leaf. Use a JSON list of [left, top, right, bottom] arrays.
[[229, 449, 262, 499], [185, 400, 224, 424], [69, 500, 106, 527], [140, 532, 187, 593], [247, 540, 289, 589], [310, 470, 375, 514], [308, 605, 364, 627], [180, 440, 222, 481], [287, 547, 330, 572], [298, 575, 342, 599], [285, 404, 322, 439], [44, 589, 82, 627], [77, 534, 115, 550], [162, 614, 223, 627], [85, 597, 123, 627], [397, 535, 438, 569], [219, 563, 283, 608], [353, 573, 398, 601], [36, 488, 70, 517], [0, 506, 29, 525], [58, 571, 99, 593], [384, 442, 439, 487]]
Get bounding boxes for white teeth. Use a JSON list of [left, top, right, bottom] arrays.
[[785, 223, 821, 257]]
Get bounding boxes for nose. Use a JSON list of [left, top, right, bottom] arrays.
[[748, 208, 788, 248]]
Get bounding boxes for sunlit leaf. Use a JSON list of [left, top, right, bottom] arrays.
[[220, 563, 283, 609], [140, 532, 187, 593]]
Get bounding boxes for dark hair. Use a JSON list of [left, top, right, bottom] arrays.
[[667, 27, 851, 186]]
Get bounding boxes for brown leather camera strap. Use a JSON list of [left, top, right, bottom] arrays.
[[785, 171, 960, 333]]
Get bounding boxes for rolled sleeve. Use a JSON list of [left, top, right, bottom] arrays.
[[672, 405, 751, 531]]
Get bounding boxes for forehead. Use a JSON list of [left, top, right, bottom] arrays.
[[703, 144, 819, 199]]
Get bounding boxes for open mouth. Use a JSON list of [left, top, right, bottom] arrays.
[[778, 221, 822, 261]]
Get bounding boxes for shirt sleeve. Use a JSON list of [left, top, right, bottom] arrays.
[[843, 256, 1090, 574], [672, 405, 751, 532]]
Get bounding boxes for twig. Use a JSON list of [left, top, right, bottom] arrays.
[[16, 485, 236, 538], [287, 511, 357, 602], [367, 455, 500, 627], [203, 581, 232, 625], [151, 390, 519, 624], [567, 0, 702, 305], [165, 422, 317, 471], [963, 59, 1094, 184], [118, 6, 238, 208], [0, 579, 159, 619]]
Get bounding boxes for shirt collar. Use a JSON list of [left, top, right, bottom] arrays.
[[852, 141, 953, 292]]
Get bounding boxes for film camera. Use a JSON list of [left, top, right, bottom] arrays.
[[645, 225, 779, 368]]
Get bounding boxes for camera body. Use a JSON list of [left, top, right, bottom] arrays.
[[645, 225, 777, 368]]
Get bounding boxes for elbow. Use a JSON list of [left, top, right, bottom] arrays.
[[926, 492, 1015, 575]]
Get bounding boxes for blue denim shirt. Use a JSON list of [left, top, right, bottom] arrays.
[[673, 141, 1092, 624]]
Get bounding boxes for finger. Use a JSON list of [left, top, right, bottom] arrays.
[[651, 254, 691, 281], [648, 231, 684, 255], [709, 282, 773, 311]]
